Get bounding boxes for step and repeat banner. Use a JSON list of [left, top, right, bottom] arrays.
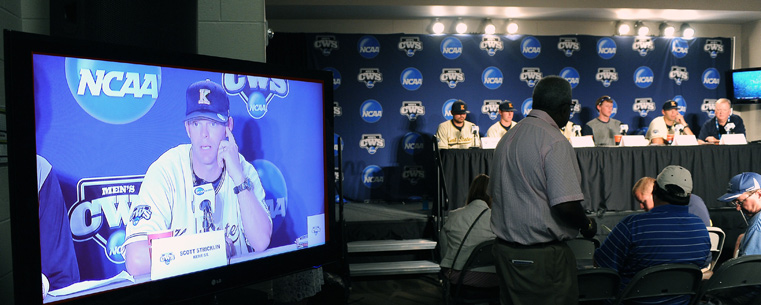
[[303, 33, 731, 203]]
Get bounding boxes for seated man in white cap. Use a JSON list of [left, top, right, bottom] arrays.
[[486, 100, 517, 138], [436, 100, 478, 149]]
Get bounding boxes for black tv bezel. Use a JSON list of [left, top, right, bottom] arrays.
[[726, 66, 761, 104], [4, 30, 338, 305]]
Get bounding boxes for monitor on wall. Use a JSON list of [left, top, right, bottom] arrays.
[[4, 30, 337, 305], [727, 67, 761, 104]]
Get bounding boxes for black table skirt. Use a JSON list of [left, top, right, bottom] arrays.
[[439, 143, 761, 211]]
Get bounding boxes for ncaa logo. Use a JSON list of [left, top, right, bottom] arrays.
[[252, 159, 289, 234], [403, 132, 425, 155], [633, 98, 656, 118], [323, 67, 341, 90], [701, 99, 717, 118], [480, 35, 504, 56], [440, 68, 465, 88], [672, 95, 688, 115], [520, 67, 542, 88], [671, 38, 689, 58], [520, 36, 541, 59], [334, 133, 344, 157], [400, 67, 423, 91], [402, 166, 425, 185], [400, 101, 425, 121], [669, 66, 689, 85], [442, 99, 459, 120], [557, 37, 580, 57], [704, 39, 724, 58], [223, 74, 290, 119], [314, 35, 339, 56], [398, 36, 423, 57], [441, 37, 463, 59], [362, 165, 384, 189], [596, 67, 619, 87], [65, 58, 161, 124], [482, 67, 503, 90], [597, 37, 617, 59], [632, 37, 655, 57], [358, 68, 383, 88], [521, 98, 533, 117], [702, 68, 721, 89], [360, 99, 383, 123], [570, 99, 581, 119], [482, 99, 501, 120], [634, 67, 655, 88], [358, 35, 380, 59], [359, 134, 385, 154], [334, 101, 342, 117], [559, 67, 580, 89]]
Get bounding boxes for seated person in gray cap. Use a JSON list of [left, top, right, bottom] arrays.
[[646, 100, 694, 145], [718, 172, 761, 256], [581, 95, 622, 146], [436, 100, 478, 149], [486, 100, 517, 138], [595, 165, 710, 305]]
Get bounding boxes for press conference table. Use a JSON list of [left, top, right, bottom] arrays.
[[439, 143, 761, 211]]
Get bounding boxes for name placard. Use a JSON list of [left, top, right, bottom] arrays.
[[150, 230, 227, 280]]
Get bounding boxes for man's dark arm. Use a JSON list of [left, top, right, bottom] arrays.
[[551, 200, 597, 238]]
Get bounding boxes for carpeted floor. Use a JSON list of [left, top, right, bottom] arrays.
[[348, 275, 443, 305]]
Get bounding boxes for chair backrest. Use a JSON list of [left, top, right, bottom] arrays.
[[694, 254, 761, 303], [706, 226, 725, 270], [613, 263, 703, 305], [577, 267, 620, 302], [449, 240, 499, 303], [459, 240, 496, 273]]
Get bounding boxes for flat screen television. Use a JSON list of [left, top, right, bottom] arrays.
[[4, 30, 337, 304], [726, 67, 761, 104]]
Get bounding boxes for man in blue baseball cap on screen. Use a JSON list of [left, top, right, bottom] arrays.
[[718, 172, 761, 257]]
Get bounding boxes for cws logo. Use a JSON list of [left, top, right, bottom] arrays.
[[482, 67, 503, 89], [702, 99, 717, 118], [65, 57, 160, 124], [442, 99, 459, 120], [400, 67, 423, 91], [358, 68, 383, 88], [634, 66, 655, 88], [69, 176, 144, 264], [160, 253, 175, 265], [399, 36, 423, 57], [521, 36, 541, 59], [633, 98, 656, 117], [570, 99, 581, 119], [521, 98, 533, 117], [362, 165, 384, 189], [358, 35, 380, 59], [558, 37, 580, 57], [334, 101, 342, 117], [359, 134, 385, 154], [252, 159, 289, 243], [403, 132, 425, 155], [360, 99, 383, 123], [440, 37, 463, 59], [314, 35, 339, 56], [597, 37, 617, 59], [323, 67, 341, 90], [440, 68, 465, 88], [672, 95, 688, 115], [520, 67, 542, 88], [400, 101, 425, 121], [671, 38, 690, 58], [402, 166, 425, 185], [669, 66, 689, 85], [704, 39, 724, 58], [596, 67, 619, 87], [480, 35, 504, 56], [559, 67, 580, 89], [222, 74, 289, 119], [632, 37, 655, 57], [482, 100, 501, 120], [702, 68, 721, 89]]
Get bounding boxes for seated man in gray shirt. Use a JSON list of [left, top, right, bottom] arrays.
[[582, 95, 622, 146]]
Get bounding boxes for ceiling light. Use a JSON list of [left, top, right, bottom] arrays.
[[681, 23, 695, 39], [431, 18, 445, 34], [635, 21, 649, 36], [660, 22, 675, 37], [616, 21, 630, 35], [506, 20, 519, 34], [484, 18, 496, 35], [455, 18, 468, 34]]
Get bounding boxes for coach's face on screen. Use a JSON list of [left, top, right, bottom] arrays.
[[186, 117, 232, 166]]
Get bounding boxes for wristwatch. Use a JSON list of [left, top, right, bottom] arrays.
[[233, 178, 252, 194]]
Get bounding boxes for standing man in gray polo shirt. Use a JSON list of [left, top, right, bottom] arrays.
[[489, 76, 597, 305]]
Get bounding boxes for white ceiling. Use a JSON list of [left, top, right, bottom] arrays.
[[266, 1, 761, 24]]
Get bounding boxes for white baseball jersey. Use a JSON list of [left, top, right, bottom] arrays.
[[436, 120, 477, 149], [125, 144, 270, 255], [486, 121, 517, 138], [645, 116, 674, 141]]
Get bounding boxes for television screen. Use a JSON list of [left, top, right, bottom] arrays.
[[727, 67, 761, 103], [5, 31, 336, 304]]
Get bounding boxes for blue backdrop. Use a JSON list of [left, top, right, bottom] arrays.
[[306, 33, 731, 202]]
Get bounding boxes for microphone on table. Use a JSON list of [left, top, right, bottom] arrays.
[[619, 124, 629, 135], [674, 124, 685, 135], [572, 124, 581, 137], [725, 122, 736, 134], [471, 125, 480, 148]]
